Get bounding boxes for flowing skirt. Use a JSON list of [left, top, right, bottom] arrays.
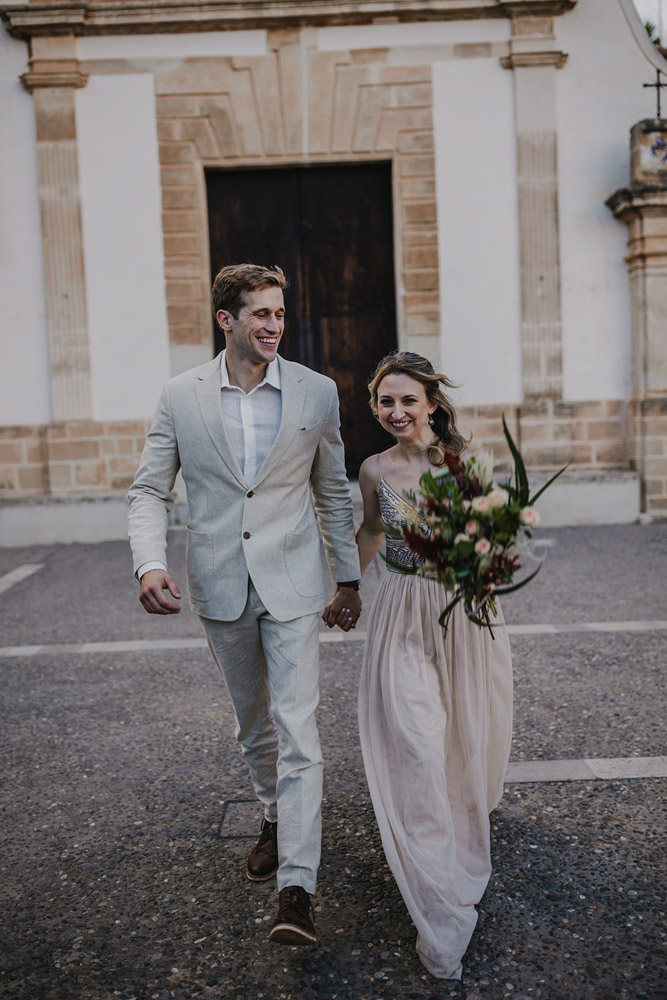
[[358, 572, 513, 979]]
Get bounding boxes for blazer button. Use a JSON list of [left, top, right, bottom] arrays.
[[243, 531, 251, 539], [246, 491, 254, 498]]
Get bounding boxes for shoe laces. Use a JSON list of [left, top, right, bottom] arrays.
[[279, 885, 311, 913], [258, 820, 276, 846]]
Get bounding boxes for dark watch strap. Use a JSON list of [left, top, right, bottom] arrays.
[[337, 580, 360, 591]]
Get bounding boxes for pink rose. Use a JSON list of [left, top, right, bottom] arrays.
[[462, 500, 471, 511], [520, 506, 540, 526], [488, 488, 509, 509], [471, 495, 491, 513], [475, 538, 491, 555], [465, 520, 478, 535]]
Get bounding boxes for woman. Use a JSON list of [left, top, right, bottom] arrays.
[[337, 352, 513, 980]]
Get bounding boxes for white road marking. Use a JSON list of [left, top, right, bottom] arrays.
[[511, 620, 667, 635], [0, 563, 43, 596], [504, 756, 667, 783], [0, 619, 666, 658]]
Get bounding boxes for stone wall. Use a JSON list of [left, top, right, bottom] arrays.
[[0, 421, 151, 497], [0, 401, 632, 502]]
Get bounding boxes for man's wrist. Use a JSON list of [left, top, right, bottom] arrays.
[[336, 580, 360, 591], [137, 560, 167, 581]]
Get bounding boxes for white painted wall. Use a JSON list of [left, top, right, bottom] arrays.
[[433, 58, 523, 406], [76, 73, 171, 421], [556, 0, 652, 401], [0, 28, 52, 426], [318, 19, 510, 50], [78, 29, 267, 60]]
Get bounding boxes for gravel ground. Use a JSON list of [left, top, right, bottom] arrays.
[[0, 524, 665, 999]]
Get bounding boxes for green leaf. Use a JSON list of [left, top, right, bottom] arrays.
[[438, 590, 462, 633], [493, 562, 542, 595], [502, 414, 529, 505], [528, 464, 569, 506]]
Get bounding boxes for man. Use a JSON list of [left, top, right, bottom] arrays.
[[128, 264, 361, 945]]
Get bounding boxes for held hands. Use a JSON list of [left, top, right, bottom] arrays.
[[139, 569, 182, 615], [321, 586, 362, 632]]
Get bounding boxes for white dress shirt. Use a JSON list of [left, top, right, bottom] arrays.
[[137, 351, 282, 580], [219, 349, 282, 484]]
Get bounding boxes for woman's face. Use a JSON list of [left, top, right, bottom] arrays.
[[376, 372, 436, 442]]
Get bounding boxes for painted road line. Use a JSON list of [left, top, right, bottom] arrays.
[[1, 619, 667, 658], [0, 563, 43, 596], [504, 756, 667, 783], [320, 630, 367, 643]]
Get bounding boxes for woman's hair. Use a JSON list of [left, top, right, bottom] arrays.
[[368, 351, 470, 466]]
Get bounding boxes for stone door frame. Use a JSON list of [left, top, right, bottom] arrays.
[[153, 32, 441, 373]]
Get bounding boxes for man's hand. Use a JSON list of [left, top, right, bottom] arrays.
[[321, 586, 362, 631], [139, 569, 182, 615]]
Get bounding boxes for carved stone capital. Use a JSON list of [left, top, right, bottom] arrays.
[[500, 50, 568, 69], [20, 69, 89, 92], [497, 0, 577, 14], [606, 186, 667, 233]]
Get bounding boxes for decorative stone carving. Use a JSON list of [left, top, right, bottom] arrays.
[[607, 120, 667, 516], [154, 33, 441, 365]]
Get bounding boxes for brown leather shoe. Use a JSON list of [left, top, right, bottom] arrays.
[[269, 885, 317, 945], [246, 819, 278, 882]]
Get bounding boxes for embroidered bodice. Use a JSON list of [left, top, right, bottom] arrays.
[[378, 477, 430, 573]]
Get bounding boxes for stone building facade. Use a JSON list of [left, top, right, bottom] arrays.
[[1, 0, 666, 541]]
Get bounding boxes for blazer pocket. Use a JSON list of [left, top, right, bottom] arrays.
[[186, 528, 214, 603], [283, 524, 327, 598]]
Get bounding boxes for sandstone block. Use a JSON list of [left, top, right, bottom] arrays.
[[48, 440, 99, 461], [17, 466, 46, 491]]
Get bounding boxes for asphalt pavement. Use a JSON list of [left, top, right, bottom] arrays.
[[0, 522, 665, 1000]]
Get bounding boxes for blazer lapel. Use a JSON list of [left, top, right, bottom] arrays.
[[252, 357, 306, 488], [194, 354, 247, 488]]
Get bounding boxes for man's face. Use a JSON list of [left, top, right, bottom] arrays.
[[217, 285, 285, 367]]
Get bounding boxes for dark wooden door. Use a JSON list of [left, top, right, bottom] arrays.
[[206, 163, 397, 475]]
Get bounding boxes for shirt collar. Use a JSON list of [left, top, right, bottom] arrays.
[[220, 350, 281, 392]]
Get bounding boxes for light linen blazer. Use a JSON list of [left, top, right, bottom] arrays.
[[128, 354, 361, 622]]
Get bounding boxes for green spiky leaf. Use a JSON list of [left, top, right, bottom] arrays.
[[502, 414, 529, 505]]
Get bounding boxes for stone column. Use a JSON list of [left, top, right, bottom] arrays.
[[21, 36, 91, 421], [501, 13, 568, 400], [607, 119, 667, 517]]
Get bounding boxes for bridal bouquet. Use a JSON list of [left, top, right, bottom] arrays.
[[393, 418, 566, 634]]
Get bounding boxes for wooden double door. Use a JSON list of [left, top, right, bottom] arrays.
[[206, 162, 397, 475]]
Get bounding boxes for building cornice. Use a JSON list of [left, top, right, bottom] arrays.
[[0, 0, 578, 40]]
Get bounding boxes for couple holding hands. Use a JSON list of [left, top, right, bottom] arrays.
[[128, 263, 512, 981]]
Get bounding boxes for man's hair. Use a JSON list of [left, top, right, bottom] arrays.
[[211, 263, 289, 320]]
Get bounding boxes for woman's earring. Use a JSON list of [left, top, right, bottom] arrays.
[[428, 414, 435, 427]]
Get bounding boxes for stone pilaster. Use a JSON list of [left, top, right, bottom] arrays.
[[607, 119, 667, 517], [21, 36, 91, 421], [501, 15, 568, 399]]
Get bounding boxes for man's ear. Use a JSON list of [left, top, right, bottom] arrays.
[[216, 308, 233, 332]]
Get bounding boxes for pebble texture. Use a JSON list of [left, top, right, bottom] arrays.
[[0, 524, 665, 999]]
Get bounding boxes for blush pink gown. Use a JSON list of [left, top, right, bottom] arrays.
[[358, 476, 513, 980]]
